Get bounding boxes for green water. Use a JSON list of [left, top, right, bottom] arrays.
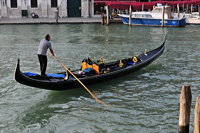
[[0, 24, 200, 132]]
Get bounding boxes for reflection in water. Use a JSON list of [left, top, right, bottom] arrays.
[[16, 89, 86, 129]]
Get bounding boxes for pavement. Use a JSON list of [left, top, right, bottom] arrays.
[[0, 17, 102, 25], [0, 17, 122, 25]]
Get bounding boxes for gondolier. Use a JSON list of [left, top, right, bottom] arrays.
[[37, 34, 55, 76]]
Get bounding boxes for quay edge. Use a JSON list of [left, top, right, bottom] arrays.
[[0, 18, 122, 25], [0, 18, 101, 25]]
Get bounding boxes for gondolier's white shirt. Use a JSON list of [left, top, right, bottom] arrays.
[[37, 39, 52, 55]]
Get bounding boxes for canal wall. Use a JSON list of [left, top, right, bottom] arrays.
[[0, 18, 102, 25], [0, 18, 122, 25]]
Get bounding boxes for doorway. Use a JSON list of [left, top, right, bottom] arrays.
[[67, 0, 81, 17]]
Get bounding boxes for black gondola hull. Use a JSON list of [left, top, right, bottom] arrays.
[[15, 40, 165, 90]]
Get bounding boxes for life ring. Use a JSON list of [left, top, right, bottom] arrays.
[[133, 56, 138, 63]]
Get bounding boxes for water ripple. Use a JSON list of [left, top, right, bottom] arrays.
[[0, 24, 199, 132]]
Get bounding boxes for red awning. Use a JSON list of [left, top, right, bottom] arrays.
[[151, 0, 200, 6], [94, 0, 136, 4], [105, 2, 154, 10], [104, 0, 200, 10]]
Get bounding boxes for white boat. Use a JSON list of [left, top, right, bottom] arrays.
[[174, 12, 200, 24], [118, 4, 186, 27]]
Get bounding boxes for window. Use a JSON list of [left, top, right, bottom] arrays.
[[11, 0, 17, 8], [31, 0, 38, 8], [51, 0, 57, 8]]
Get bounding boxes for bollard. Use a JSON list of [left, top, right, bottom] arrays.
[[179, 85, 192, 133], [194, 96, 200, 133]]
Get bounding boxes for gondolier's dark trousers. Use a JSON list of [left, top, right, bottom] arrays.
[[38, 54, 47, 76]]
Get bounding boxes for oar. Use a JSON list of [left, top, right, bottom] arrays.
[[49, 53, 108, 106]]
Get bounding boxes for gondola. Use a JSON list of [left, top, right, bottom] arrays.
[[15, 39, 165, 91]]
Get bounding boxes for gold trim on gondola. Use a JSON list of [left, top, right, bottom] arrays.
[[132, 56, 138, 63]]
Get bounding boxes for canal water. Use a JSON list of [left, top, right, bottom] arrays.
[[0, 24, 199, 133]]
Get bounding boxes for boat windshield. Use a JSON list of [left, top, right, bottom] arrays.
[[143, 14, 152, 18], [152, 6, 171, 13], [133, 14, 152, 18], [152, 8, 162, 13]]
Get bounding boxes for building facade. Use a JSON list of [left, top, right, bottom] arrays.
[[0, 0, 94, 18]]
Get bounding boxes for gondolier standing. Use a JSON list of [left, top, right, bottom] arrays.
[[38, 34, 55, 76]]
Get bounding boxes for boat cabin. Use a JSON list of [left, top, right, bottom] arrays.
[[151, 4, 172, 19], [132, 4, 173, 19]]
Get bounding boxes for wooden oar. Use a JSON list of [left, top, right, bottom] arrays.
[[49, 53, 108, 106]]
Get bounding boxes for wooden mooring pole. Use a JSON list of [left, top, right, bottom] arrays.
[[182, 4, 185, 13], [129, 5, 132, 26], [179, 85, 192, 133], [142, 4, 144, 11], [194, 96, 200, 133], [191, 4, 193, 14], [161, 5, 165, 27], [177, 4, 180, 18], [198, 5, 200, 17], [106, 5, 110, 26]]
